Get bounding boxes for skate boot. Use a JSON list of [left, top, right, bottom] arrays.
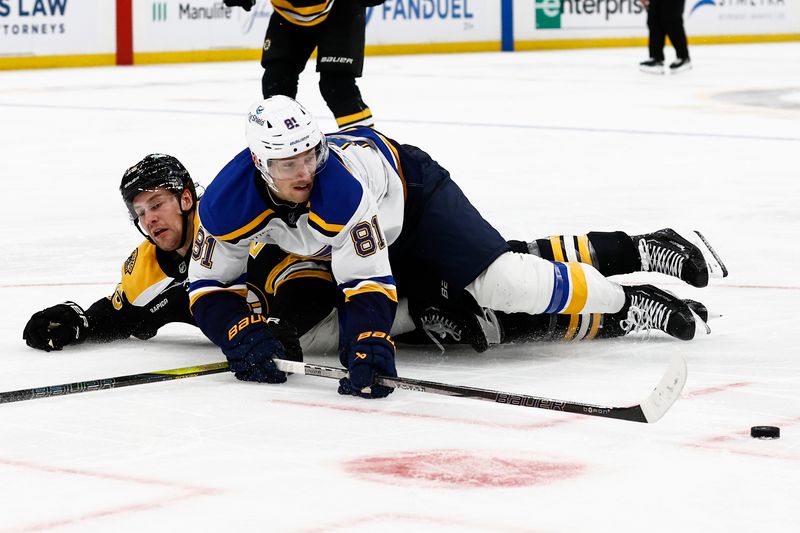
[[633, 228, 728, 288], [600, 297, 709, 339], [639, 58, 665, 74], [415, 305, 502, 353], [616, 285, 698, 341], [669, 58, 692, 74]]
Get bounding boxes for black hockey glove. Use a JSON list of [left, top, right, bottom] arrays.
[[222, 315, 289, 383], [338, 332, 397, 399], [23, 301, 89, 352], [223, 0, 255, 11], [361, 0, 387, 6], [266, 317, 303, 363]]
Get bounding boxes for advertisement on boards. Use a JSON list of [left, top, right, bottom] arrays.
[[134, 0, 269, 52], [365, 0, 500, 46], [0, 0, 115, 56], [685, 0, 797, 35], [516, 0, 798, 42]]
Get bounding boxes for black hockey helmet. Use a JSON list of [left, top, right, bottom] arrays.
[[120, 154, 198, 242]]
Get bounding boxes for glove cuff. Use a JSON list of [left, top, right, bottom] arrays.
[[62, 301, 90, 343]]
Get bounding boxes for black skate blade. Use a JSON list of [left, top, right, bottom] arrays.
[[688, 230, 729, 279]]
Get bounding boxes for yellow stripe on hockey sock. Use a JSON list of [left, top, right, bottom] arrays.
[[587, 313, 602, 340], [336, 108, 373, 127], [550, 236, 564, 262], [563, 263, 588, 314], [577, 235, 593, 266], [564, 314, 580, 341]]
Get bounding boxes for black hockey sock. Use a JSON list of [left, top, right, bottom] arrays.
[[497, 312, 625, 343], [586, 231, 640, 276], [511, 231, 639, 276], [319, 73, 372, 128]]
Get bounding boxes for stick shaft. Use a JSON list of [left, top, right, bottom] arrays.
[[275, 358, 686, 423], [2, 355, 685, 424], [0, 362, 229, 404]]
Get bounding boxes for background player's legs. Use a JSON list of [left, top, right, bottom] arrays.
[[316, 2, 371, 128], [647, 0, 667, 61], [260, 13, 317, 99], [319, 73, 372, 128], [664, 0, 689, 60]]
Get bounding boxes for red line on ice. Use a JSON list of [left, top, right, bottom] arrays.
[[0, 458, 220, 532], [683, 381, 753, 398], [273, 398, 577, 430]]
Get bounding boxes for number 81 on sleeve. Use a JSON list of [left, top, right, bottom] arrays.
[[350, 216, 386, 257]]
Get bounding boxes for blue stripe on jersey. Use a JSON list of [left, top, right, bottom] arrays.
[[331, 126, 401, 176], [189, 274, 247, 293], [199, 149, 271, 241], [338, 275, 395, 290], [307, 156, 363, 235], [544, 262, 571, 314]]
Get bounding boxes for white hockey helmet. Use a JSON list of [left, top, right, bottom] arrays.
[[245, 96, 328, 191]]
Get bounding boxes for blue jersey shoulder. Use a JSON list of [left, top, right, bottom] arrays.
[[308, 155, 363, 238], [199, 149, 274, 241], [329, 126, 401, 176]]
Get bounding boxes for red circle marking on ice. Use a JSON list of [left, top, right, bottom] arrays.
[[345, 450, 584, 488]]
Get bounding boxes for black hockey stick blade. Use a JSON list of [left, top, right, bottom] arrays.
[[0, 362, 230, 404], [275, 353, 687, 423]]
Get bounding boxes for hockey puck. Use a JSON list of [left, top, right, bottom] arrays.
[[750, 426, 780, 439]]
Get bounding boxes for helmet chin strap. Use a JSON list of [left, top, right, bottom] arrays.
[[178, 208, 193, 254], [262, 174, 301, 208]]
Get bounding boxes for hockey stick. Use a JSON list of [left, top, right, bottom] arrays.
[[0, 362, 230, 404], [1, 355, 686, 423], [274, 353, 687, 424]]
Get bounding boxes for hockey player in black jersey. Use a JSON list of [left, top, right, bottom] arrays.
[[23, 154, 199, 351], [22, 154, 334, 358]]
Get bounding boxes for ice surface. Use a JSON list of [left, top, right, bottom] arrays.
[[1, 43, 799, 532]]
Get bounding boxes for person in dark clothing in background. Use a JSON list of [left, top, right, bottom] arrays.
[[224, 0, 384, 129], [639, 0, 691, 75]]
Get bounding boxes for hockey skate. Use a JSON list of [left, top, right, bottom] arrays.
[[639, 58, 665, 75], [615, 285, 700, 341], [634, 228, 728, 288], [683, 299, 709, 323], [669, 58, 692, 74], [416, 305, 502, 353]]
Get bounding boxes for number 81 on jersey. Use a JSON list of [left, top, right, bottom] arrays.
[[350, 216, 386, 257]]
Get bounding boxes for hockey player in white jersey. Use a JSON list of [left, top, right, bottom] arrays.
[[189, 96, 724, 399]]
